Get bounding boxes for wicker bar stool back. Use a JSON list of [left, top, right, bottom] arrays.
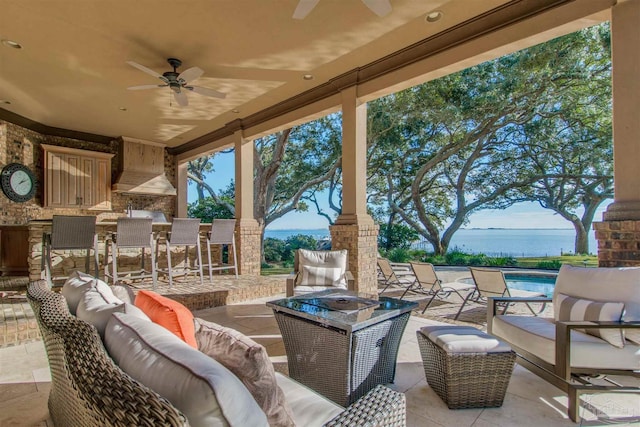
[[42, 215, 99, 286], [105, 217, 157, 288], [158, 218, 203, 287], [204, 218, 238, 281]]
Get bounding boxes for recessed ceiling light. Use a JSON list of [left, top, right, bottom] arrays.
[[425, 11, 443, 23], [118, 107, 127, 111], [0, 100, 11, 105], [303, 74, 314, 80], [231, 109, 240, 114], [1, 39, 22, 49]]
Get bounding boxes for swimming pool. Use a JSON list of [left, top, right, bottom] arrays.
[[460, 273, 557, 297]]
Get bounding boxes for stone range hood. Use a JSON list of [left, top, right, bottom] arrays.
[[112, 137, 176, 196]]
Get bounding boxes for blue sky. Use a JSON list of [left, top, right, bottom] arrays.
[[187, 151, 611, 230]]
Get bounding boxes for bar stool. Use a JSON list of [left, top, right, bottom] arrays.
[[204, 218, 238, 281], [42, 215, 99, 286], [104, 217, 157, 289], [157, 218, 203, 287]]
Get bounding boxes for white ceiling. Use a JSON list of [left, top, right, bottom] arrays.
[[0, 0, 604, 153]]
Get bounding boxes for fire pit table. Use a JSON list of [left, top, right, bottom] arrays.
[[267, 289, 417, 406]]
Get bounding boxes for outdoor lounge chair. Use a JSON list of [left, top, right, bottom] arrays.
[[411, 262, 475, 314], [488, 265, 640, 422], [377, 257, 415, 298], [286, 249, 354, 296], [455, 267, 546, 320]]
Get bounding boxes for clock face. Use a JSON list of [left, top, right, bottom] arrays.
[[1, 163, 36, 202]]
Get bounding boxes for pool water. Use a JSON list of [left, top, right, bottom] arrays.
[[461, 274, 557, 297]]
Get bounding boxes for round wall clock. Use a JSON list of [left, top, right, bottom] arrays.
[[1, 163, 36, 202]]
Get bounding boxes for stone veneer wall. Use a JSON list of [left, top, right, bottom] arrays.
[[330, 223, 379, 297], [593, 220, 640, 267], [0, 120, 177, 224], [236, 222, 262, 276]]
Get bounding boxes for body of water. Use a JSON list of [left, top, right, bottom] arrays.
[[264, 228, 597, 257]]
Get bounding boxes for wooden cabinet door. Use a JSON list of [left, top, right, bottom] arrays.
[[45, 151, 66, 208], [92, 158, 111, 210]]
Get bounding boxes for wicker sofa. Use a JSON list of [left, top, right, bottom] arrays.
[[27, 279, 406, 426]]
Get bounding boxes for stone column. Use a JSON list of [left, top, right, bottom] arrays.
[[175, 161, 188, 218], [331, 87, 379, 296], [594, 0, 640, 267], [234, 131, 261, 275]]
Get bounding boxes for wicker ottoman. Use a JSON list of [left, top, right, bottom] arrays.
[[417, 325, 515, 409]]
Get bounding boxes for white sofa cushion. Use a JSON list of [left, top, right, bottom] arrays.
[[491, 315, 640, 370], [556, 293, 625, 348], [61, 271, 112, 314], [554, 265, 640, 346], [76, 286, 149, 338], [275, 372, 343, 427], [105, 313, 268, 427]]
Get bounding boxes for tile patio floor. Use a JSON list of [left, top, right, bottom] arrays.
[[1, 270, 639, 426]]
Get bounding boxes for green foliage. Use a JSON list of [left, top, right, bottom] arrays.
[[386, 248, 412, 263], [263, 238, 286, 263], [263, 234, 319, 265], [187, 195, 234, 222], [535, 260, 562, 270], [378, 223, 420, 251]]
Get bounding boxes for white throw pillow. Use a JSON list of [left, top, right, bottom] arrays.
[[300, 265, 346, 287], [556, 293, 625, 348], [76, 285, 148, 337], [61, 271, 112, 314], [105, 313, 268, 427]]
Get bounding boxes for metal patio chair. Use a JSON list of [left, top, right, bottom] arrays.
[[377, 257, 415, 298], [455, 267, 546, 320], [104, 217, 157, 289], [157, 218, 203, 288], [42, 215, 98, 285], [203, 219, 238, 281], [410, 262, 475, 314]]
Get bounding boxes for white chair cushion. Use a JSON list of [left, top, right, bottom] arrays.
[[420, 326, 512, 354], [275, 373, 343, 427], [300, 265, 346, 286], [555, 293, 625, 348], [105, 313, 268, 427], [293, 285, 347, 296], [492, 315, 640, 370], [61, 271, 113, 315]]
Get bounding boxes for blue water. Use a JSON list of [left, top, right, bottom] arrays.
[[461, 274, 557, 297], [265, 228, 597, 257]]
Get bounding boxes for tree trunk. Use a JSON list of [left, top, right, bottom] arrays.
[[571, 219, 589, 255]]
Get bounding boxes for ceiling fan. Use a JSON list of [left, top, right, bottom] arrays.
[[126, 58, 226, 107], [293, 0, 392, 19]]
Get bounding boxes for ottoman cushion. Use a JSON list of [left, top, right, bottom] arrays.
[[419, 326, 512, 353]]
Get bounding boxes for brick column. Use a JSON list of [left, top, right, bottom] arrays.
[[594, 1, 640, 267], [593, 221, 640, 267], [330, 223, 379, 297], [235, 220, 262, 275]]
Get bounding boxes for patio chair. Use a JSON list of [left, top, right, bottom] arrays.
[[157, 218, 203, 288], [455, 267, 546, 320], [377, 257, 415, 298], [203, 219, 238, 281], [104, 217, 157, 289], [286, 248, 354, 296], [41, 215, 99, 285], [411, 262, 475, 314]]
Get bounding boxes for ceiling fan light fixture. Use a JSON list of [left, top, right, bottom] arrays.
[[1, 39, 22, 49], [425, 10, 443, 23]]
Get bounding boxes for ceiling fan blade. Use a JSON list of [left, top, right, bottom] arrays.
[[178, 66, 204, 84], [293, 0, 320, 19], [126, 61, 165, 79], [188, 86, 227, 99], [362, 0, 392, 17], [173, 91, 189, 107], [127, 84, 167, 91]]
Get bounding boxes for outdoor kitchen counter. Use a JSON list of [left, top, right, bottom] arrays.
[[26, 220, 214, 281]]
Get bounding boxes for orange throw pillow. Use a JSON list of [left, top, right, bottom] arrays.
[[134, 290, 197, 348]]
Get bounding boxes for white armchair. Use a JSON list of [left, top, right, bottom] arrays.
[[286, 249, 354, 296], [488, 264, 640, 422]]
